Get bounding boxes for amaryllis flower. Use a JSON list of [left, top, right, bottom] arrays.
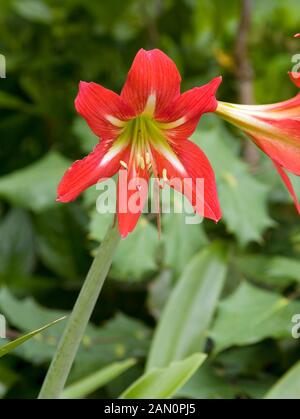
[[57, 49, 222, 237], [215, 91, 300, 212]]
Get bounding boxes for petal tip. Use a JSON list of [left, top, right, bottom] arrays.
[[288, 71, 300, 88], [56, 193, 72, 203], [118, 226, 130, 239], [78, 80, 88, 89], [210, 76, 223, 92]]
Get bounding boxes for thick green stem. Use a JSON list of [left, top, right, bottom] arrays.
[[38, 222, 120, 399]]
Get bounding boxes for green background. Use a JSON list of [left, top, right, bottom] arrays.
[[0, 0, 300, 399]]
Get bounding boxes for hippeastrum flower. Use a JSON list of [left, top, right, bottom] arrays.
[[215, 91, 300, 213], [57, 49, 222, 237]]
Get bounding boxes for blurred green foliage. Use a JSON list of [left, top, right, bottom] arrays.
[[0, 0, 300, 399]]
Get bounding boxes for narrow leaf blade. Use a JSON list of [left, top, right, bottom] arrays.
[[61, 359, 136, 399], [120, 353, 206, 399], [0, 317, 66, 358], [146, 242, 228, 370]]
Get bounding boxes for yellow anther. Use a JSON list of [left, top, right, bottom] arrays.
[[159, 178, 165, 188], [145, 152, 151, 165], [120, 160, 128, 169], [138, 155, 145, 170], [162, 168, 168, 182]]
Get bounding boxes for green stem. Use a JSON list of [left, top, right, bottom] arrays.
[[38, 222, 120, 399]]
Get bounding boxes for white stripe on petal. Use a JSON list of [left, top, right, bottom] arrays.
[[155, 143, 187, 175], [106, 115, 127, 127], [143, 93, 156, 116], [158, 116, 186, 130], [100, 141, 128, 167]]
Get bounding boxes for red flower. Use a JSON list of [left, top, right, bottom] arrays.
[[57, 49, 222, 237], [215, 91, 300, 213]]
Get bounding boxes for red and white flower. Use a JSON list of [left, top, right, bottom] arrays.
[[57, 49, 222, 237], [216, 93, 300, 212]]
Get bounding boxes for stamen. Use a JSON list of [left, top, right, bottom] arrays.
[[162, 168, 168, 182], [145, 152, 151, 165], [120, 160, 128, 169], [139, 155, 145, 170]]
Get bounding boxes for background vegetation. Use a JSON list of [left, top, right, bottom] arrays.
[[0, 0, 300, 399]]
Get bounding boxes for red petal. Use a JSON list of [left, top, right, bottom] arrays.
[[151, 139, 222, 222], [294, 33, 300, 38], [158, 77, 222, 139], [289, 72, 300, 88], [249, 131, 300, 176], [121, 49, 181, 116], [57, 141, 124, 202], [117, 158, 149, 238], [75, 81, 135, 140], [273, 161, 300, 214]]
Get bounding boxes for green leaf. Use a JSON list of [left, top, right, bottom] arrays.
[[161, 193, 209, 276], [0, 317, 65, 358], [110, 218, 160, 282], [147, 270, 173, 319], [195, 117, 274, 245], [0, 91, 35, 113], [89, 211, 160, 282], [264, 361, 300, 399], [0, 288, 68, 363], [0, 209, 35, 279], [179, 361, 275, 399], [236, 254, 300, 290], [73, 117, 98, 154], [0, 289, 151, 369], [0, 152, 71, 212], [146, 242, 228, 370], [61, 359, 136, 399], [34, 206, 88, 280], [13, 0, 52, 23], [72, 313, 151, 380], [0, 364, 18, 398], [120, 353, 206, 399], [178, 364, 236, 399], [88, 210, 114, 242], [210, 282, 300, 353]]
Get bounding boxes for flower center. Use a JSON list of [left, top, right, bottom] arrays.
[[120, 114, 170, 172]]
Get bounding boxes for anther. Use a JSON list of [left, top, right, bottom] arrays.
[[139, 155, 145, 170], [162, 168, 168, 182], [145, 152, 151, 165], [120, 160, 128, 169]]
